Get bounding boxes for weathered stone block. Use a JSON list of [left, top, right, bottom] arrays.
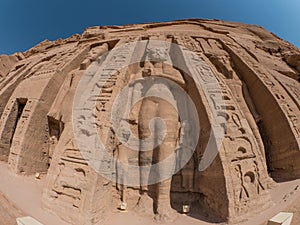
[[268, 212, 293, 225], [16, 216, 43, 225]]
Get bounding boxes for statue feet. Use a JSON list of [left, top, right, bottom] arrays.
[[135, 193, 154, 215], [155, 204, 178, 222]]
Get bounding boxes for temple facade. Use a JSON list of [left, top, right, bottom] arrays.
[[0, 19, 299, 225]]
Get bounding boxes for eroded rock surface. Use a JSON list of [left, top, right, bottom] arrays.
[[0, 19, 299, 225]]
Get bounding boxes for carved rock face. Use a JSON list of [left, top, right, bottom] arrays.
[[0, 19, 299, 225], [147, 47, 168, 62]]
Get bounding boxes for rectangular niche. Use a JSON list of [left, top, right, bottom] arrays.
[[0, 98, 27, 161], [47, 116, 64, 167]]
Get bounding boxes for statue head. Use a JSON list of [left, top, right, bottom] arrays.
[[147, 47, 169, 62]]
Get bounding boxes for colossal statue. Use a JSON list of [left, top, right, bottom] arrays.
[[0, 19, 299, 225]]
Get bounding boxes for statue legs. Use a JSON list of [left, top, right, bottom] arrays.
[[138, 97, 179, 221], [116, 144, 129, 205]]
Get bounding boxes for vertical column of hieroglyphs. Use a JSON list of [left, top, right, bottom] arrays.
[[223, 39, 300, 179], [176, 35, 271, 221]]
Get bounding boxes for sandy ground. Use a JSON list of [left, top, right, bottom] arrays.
[[0, 161, 69, 225], [0, 192, 24, 225], [287, 195, 300, 225], [0, 159, 300, 225]]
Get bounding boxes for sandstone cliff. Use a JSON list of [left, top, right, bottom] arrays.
[[0, 19, 299, 225]]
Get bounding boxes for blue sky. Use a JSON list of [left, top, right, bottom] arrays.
[[0, 0, 299, 54]]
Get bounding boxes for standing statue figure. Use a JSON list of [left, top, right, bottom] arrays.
[[115, 41, 189, 221], [178, 120, 195, 192], [138, 44, 186, 221]]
